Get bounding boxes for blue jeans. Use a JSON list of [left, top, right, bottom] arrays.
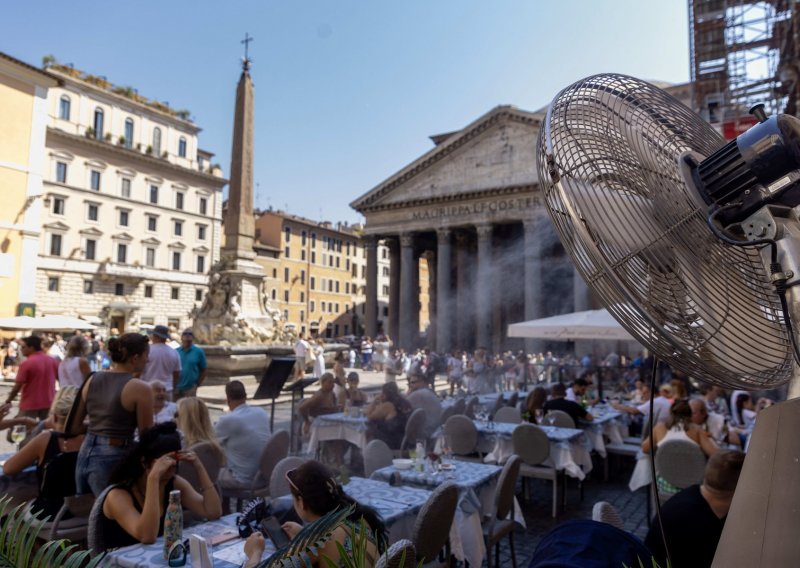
[[75, 432, 131, 495]]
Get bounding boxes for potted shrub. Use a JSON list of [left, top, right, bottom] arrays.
[[118, 136, 126, 146], [85, 127, 95, 138], [146, 145, 153, 155]]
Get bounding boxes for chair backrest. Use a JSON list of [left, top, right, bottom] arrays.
[[88, 485, 117, 555], [178, 441, 223, 490], [412, 483, 459, 564], [65, 494, 96, 518], [375, 538, 416, 568], [257, 430, 290, 489], [654, 439, 706, 489], [494, 455, 521, 521], [492, 395, 505, 415], [269, 456, 306, 498], [512, 424, 550, 466], [440, 405, 457, 426], [545, 409, 576, 429], [443, 415, 478, 456], [364, 439, 394, 477], [400, 408, 426, 453], [452, 398, 466, 415], [591, 501, 624, 530], [507, 392, 519, 408], [464, 396, 479, 419], [516, 401, 526, 414], [494, 406, 522, 424]]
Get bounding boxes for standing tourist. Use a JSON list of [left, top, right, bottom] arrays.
[[139, 325, 181, 400], [447, 350, 464, 395], [5, 336, 59, 421], [175, 330, 207, 400], [312, 338, 325, 379], [58, 335, 91, 388], [293, 333, 310, 379], [384, 349, 402, 383], [71, 333, 154, 495], [360, 337, 373, 371]]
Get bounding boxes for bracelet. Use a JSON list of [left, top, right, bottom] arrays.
[[199, 484, 214, 493]]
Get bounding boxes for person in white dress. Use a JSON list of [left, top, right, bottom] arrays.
[[312, 339, 325, 379]]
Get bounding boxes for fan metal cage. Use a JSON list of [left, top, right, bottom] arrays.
[[537, 74, 793, 390]]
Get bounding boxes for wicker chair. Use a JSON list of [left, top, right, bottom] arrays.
[[512, 424, 560, 518], [412, 482, 459, 566], [88, 485, 117, 555], [544, 409, 576, 429], [443, 415, 480, 461], [375, 539, 416, 568], [483, 455, 521, 568], [439, 405, 457, 427], [464, 397, 479, 419], [28, 493, 95, 543], [507, 392, 519, 408], [268, 456, 306, 499], [399, 408, 427, 456], [491, 395, 505, 418], [219, 430, 290, 511], [179, 441, 223, 489], [493, 406, 522, 424], [654, 439, 706, 502], [452, 398, 467, 415], [591, 501, 624, 530], [364, 439, 394, 477]]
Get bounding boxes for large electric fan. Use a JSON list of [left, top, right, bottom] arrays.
[[537, 74, 800, 565]]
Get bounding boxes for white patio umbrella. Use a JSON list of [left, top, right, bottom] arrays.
[[0, 315, 96, 331], [507, 308, 634, 341]]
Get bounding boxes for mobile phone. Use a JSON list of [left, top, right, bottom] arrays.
[[260, 516, 290, 548]]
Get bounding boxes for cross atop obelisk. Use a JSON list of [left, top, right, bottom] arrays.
[[223, 35, 256, 260]]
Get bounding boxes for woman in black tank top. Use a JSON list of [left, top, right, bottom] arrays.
[[96, 422, 222, 550]]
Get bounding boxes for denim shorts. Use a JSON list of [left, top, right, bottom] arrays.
[[75, 432, 131, 496]]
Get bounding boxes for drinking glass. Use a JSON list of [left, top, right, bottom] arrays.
[[534, 409, 544, 423], [11, 425, 26, 450], [545, 413, 556, 426]]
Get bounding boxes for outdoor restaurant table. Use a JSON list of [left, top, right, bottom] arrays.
[[370, 460, 523, 567], [475, 421, 593, 480], [342, 476, 431, 542], [0, 451, 38, 508], [441, 392, 503, 411], [104, 513, 277, 567], [307, 412, 368, 455], [580, 405, 629, 458]]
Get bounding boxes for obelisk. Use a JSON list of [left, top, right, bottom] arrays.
[[193, 39, 281, 346]]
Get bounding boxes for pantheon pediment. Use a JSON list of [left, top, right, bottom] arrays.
[[352, 105, 543, 213]]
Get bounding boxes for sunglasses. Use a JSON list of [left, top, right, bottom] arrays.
[[285, 468, 302, 497], [167, 538, 189, 567]]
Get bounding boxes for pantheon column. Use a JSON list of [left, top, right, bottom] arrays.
[[399, 233, 417, 349], [574, 266, 591, 312], [524, 216, 546, 354], [475, 223, 493, 349], [436, 228, 452, 353], [387, 238, 400, 344], [455, 232, 472, 349], [364, 236, 378, 338]]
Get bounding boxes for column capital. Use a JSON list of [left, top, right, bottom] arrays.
[[475, 223, 493, 240], [363, 235, 379, 249], [436, 228, 452, 240], [400, 233, 415, 248]]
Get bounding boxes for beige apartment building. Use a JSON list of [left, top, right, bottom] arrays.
[[0, 53, 58, 319], [37, 62, 226, 334]]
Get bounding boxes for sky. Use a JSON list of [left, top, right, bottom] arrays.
[[2, 1, 689, 224]]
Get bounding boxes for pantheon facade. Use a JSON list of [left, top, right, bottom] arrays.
[[351, 105, 592, 354]]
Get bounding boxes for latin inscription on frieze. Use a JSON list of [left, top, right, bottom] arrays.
[[411, 196, 542, 221]]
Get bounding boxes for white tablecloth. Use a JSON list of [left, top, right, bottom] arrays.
[[580, 407, 629, 458], [308, 412, 368, 454]]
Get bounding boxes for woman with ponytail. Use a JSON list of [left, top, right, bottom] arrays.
[[255, 460, 386, 566], [97, 422, 221, 548], [72, 333, 155, 495]]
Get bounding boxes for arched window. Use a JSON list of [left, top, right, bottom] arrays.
[[93, 108, 104, 139], [152, 127, 162, 155], [178, 136, 187, 158], [124, 118, 134, 148], [59, 96, 71, 120]]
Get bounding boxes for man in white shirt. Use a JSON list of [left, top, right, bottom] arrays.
[[139, 325, 181, 400], [293, 333, 309, 379], [614, 384, 672, 425], [566, 378, 589, 402], [406, 371, 443, 439], [216, 380, 271, 489]]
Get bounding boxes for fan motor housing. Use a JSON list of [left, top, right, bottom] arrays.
[[695, 114, 800, 225]]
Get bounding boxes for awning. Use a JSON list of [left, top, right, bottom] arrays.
[[507, 309, 635, 341]]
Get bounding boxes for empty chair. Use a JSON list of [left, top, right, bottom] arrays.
[[439, 405, 457, 427], [494, 406, 521, 424], [219, 430, 290, 511], [452, 398, 466, 415], [464, 397, 479, 419], [591, 501, 624, 530], [376, 539, 416, 568], [34, 493, 95, 543], [491, 395, 505, 417], [443, 415, 480, 461], [364, 439, 394, 477], [507, 392, 519, 408], [654, 439, 706, 500], [512, 423, 560, 518], [483, 455, 522, 568], [544, 410, 576, 429], [412, 483, 459, 566], [399, 408, 426, 456], [269, 456, 306, 499]]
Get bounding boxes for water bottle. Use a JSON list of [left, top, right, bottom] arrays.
[[163, 489, 183, 560], [415, 441, 425, 472]]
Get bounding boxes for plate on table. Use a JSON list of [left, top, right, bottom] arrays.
[[439, 463, 456, 471], [392, 459, 414, 470]]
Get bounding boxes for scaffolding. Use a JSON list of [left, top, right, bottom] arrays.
[[689, 0, 800, 139]]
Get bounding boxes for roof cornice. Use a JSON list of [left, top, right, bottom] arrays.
[[350, 105, 542, 212], [358, 183, 539, 213], [47, 127, 227, 189]]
